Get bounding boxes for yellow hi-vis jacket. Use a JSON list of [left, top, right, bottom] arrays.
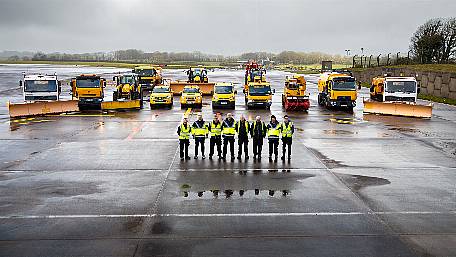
[[281, 122, 294, 138], [192, 121, 208, 138], [178, 124, 191, 140], [209, 121, 222, 137], [222, 119, 236, 137], [267, 122, 281, 139]]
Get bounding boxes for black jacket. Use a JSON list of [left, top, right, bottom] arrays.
[[250, 121, 266, 139]]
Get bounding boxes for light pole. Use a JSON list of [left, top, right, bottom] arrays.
[[345, 49, 351, 68]]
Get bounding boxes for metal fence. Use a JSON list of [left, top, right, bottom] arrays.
[[352, 51, 414, 68]]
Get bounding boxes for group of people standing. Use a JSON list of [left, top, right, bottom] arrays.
[[177, 113, 295, 162]]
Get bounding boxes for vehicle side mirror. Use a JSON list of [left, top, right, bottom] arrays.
[[357, 82, 362, 90], [272, 89, 276, 93], [58, 81, 62, 93], [417, 87, 420, 94], [132, 69, 135, 73], [103, 81, 106, 88], [243, 89, 246, 94], [234, 90, 237, 94], [19, 81, 23, 88]]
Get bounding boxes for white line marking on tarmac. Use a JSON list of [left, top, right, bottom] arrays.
[[0, 211, 454, 219]]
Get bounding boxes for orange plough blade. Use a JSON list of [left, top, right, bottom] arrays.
[[8, 100, 79, 118], [363, 99, 432, 118]]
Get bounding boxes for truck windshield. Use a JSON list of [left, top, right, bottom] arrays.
[[332, 78, 356, 90], [24, 80, 57, 92], [215, 86, 233, 94], [153, 87, 170, 93], [76, 78, 100, 88], [287, 83, 299, 89], [136, 69, 155, 76], [386, 81, 416, 93], [183, 88, 199, 93], [249, 85, 271, 95], [120, 76, 135, 84]]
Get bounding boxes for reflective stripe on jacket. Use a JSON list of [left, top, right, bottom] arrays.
[[281, 122, 293, 138], [179, 124, 191, 140], [209, 121, 222, 137]]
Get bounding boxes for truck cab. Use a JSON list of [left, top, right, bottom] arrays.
[[187, 67, 208, 83], [371, 77, 417, 102], [318, 73, 357, 109], [71, 74, 106, 107], [180, 85, 203, 109], [150, 85, 173, 108], [113, 73, 141, 100], [212, 82, 236, 109], [244, 82, 274, 109], [20, 74, 61, 102], [133, 66, 162, 91]]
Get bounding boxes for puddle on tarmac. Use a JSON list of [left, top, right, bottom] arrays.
[[334, 173, 391, 191], [323, 129, 356, 136], [9, 117, 55, 131], [327, 117, 365, 125], [387, 127, 418, 133], [308, 147, 347, 168], [182, 189, 291, 199]]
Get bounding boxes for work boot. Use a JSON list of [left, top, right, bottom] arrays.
[[209, 155, 213, 160], [245, 156, 249, 160], [180, 157, 184, 161], [274, 155, 278, 162], [202, 155, 206, 159], [253, 155, 256, 160], [185, 156, 191, 160], [237, 156, 241, 160], [269, 156, 273, 162], [231, 156, 235, 162], [281, 156, 285, 161], [194, 156, 198, 159], [258, 155, 261, 160]]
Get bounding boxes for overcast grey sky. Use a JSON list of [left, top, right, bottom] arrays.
[[0, 0, 455, 56]]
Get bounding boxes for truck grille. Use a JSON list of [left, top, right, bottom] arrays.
[[25, 95, 58, 101], [385, 96, 415, 102]]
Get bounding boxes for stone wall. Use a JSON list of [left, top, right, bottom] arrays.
[[352, 67, 456, 100]]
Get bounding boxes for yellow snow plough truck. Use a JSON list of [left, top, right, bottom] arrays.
[[318, 72, 357, 111], [364, 76, 432, 118], [243, 61, 274, 109], [71, 74, 106, 109], [282, 75, 310, 111], [8, 73, 79, 118], [170, 67, 215, 95], [133, 66, 162, 92]]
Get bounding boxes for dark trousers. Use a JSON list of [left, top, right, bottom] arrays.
[[209, 136, 222, 157], [268, 139, 279, 157], [223, 136, 235, 158], [194, 137, 205, 156], [238, 137, 249, 157], [282, 137, 292, 157], [179, 139, 189, 158], [253, 137, 263, 157]]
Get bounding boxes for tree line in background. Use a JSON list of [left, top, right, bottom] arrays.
[[4, 50, 349, 65], [410, 17, 456, 64]]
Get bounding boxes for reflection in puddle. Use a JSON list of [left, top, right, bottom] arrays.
[[183, 188, 291, 198]]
